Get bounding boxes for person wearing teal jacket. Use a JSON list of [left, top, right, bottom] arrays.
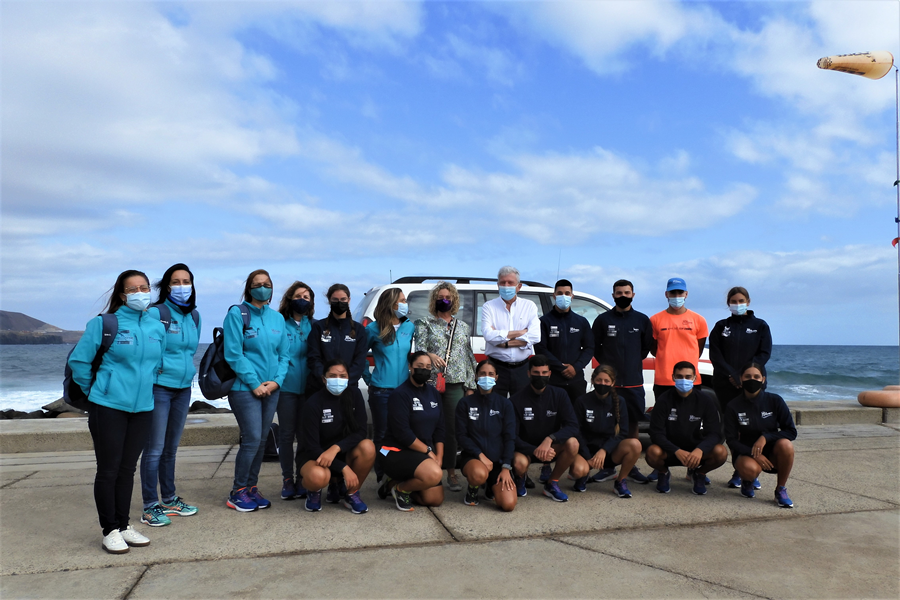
[[224, 269, 290, 513], [68, 269, 165, 554], [275, 280, 315, 501], [139, 263, 202, 528], [362, 287, 415, 481]]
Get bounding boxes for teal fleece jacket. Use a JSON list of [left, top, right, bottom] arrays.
[[223, 302, 289, 392], [281, 315, 312, 394], [147, 299, 201, 389], [362, 319, 415, 389]]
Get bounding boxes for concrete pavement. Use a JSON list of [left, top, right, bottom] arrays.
[[1, 424, 898, 599]]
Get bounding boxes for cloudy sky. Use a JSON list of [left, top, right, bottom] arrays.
[[2, 0, 898, 345]]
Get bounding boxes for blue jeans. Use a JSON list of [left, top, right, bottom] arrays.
[[140, 385, 191, 509], [368, 387, 393, 478], [276, 391, 305, 480], [228, 390, 280, 493]]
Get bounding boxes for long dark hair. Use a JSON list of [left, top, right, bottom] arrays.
[[323, 358, 357, 436], [591, 364, 621, 436], [278, 281, 315, 320], [154, 263, 196, 311], [373, 287, 403, 345], [323, 283, 356, 338], [105, 270, 149, 314], [242, 269, 272, 304]]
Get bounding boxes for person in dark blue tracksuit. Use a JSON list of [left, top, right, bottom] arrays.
[[569, 365, 643, 498], [510, 355, 580, 502], [725, 363, 796, 508], [646, 361, 728, 496], [536, 279, 594, 402], [456, 359, 517, 511], [296, 359, 375, 514], [306, 283, 368, 394]]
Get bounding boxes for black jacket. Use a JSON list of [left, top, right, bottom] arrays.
[[708, 311, 772, 383], [536, 308, 594, 385], [592, 308, 653, 387], [573, 391, 629, 458], [383, 379, 445, 450], [455, 391, 516, 466], [510, 385, 579, 455], [649, 389, 722, 454], [306, 315, 369, 391], [299, 388, 367, 473], [724, 391, 796, 457]]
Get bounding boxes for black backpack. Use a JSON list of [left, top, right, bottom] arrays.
[[62, 314, 118, 411], [153, 303, 200, 331], [197, 305, 250, 400], [263, 422, 280, 461]]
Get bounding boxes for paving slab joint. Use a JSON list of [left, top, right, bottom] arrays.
[[0, 471, 37, 489], [122, 564, 150, 600]]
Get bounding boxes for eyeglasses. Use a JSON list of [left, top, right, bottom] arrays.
[[124, 285, 151, 294], [250, 284, 273, 289]]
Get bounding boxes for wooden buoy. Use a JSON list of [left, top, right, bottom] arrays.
[[858, 389, 900, 408]]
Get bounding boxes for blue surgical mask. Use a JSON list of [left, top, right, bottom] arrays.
[[499, 286, 517, 301], [674, 378, 694, 393], [125, 292, 152, 312], [250, 286, 272, 302], [554, 295, 572, 310], [169, 285, 192, 304], [394, 302, 409, 319], [729, 303, 747, 316], [477, 376, 496, 391], [668, 296, 685, 309], [326, 378, 348, 396]]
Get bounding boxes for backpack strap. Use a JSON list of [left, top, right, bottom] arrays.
[[190, 309, 200, 329], [232, 304, 251, 330], [153, 303, 172, 332], [94, 313, 118, 369]]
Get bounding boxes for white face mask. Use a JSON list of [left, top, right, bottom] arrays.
[[729, 303, 747, 316], [668, 296, 685, 309], [125, 292, 152, 312]]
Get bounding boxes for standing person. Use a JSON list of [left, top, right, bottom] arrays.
[[364, 287, 415, 483], [224, 269, 290, 512], [378, 351, 446, 512], [510, 355, 580, 502], [481, 266, 541, 398], [724, 363, 796, 508], [649, 278, 709, 401], [570, 365, 643, 498], [297, 360, 375, 514], [535, 279, 594, 402], [645, 362, 728, 496], [455, 359, 518, 511], [709, 286, 773, 489], [414, 281, 476, 493], [591, 279, 654, 483], [276, 281, 315, 500], [68, 270, 165, 553], [140, 264, 201, 528], [306, 284, 368, 394]]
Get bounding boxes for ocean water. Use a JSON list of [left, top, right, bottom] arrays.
[[0, 344, 897, 413]]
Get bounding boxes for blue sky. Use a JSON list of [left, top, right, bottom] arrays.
[[2, 0, 899, 345]]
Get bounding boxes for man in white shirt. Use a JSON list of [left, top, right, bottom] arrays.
[[481, 266, 541, 398]]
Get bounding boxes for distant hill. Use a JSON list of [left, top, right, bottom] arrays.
[[0, 311, 81, 344]]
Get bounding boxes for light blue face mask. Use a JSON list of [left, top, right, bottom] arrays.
[[394, 302, 409, 319], [125, 292, 152, 312], [668, 296, 685, 309], [674, 378, 694, 393], [170, 285, 192, 304], [477, 376, 496, 391], [729, 303, 747, 316], [326, 378, 348, 396], [555, 295, 572, 310], [498, 286, 517, 301], [250, 286, 272, 302]]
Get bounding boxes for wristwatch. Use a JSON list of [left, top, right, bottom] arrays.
[[425, 446, 433, 455], [504, 341, 510, 348]]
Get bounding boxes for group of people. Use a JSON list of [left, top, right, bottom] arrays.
[[67, 264, 797, 555]]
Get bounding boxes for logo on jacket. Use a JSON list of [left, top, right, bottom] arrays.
[[523, 407, 534, 421], [322, 408, 333, 424], [668, 408, 678, 421], [546, 410, 557, 417], [722, 326, 731, 338], [549, 325, 559, 338], [585, 409, 594, 423], [569, 327, 580, 333], [320, 334, 331, 343], [116, 331, 134, 345], [344, 335, 355, 342], [469, 407, 479, 420], [746, 328, 757, 334], [607, 325, 617, 337], [430, 401, 438, 409], [761, 411, 773, 419], [737, 412, 750, 426], [629, 327, 640, 333], [606, 412, 613, 418], [489, 409, 501, 416], [689, 415, 701, 422], [412, 398, 423, 411]]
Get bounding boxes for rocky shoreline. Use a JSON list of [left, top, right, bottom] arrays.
[[0, 398, 232, 420]]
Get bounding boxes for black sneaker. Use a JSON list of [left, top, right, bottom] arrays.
[[377, 476, 393, 500], [392, 486, 414, 511], [524, 474, 536, 489], [484, 485, 494, 501], [326, 478, 347, 504], [538, 464, 552, 484], [515, 473, 527, 497], [463, 485, 480, 506]]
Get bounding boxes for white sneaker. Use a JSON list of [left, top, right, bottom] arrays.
[[119, 525, 150, 547], [102, 529, 129, 554]]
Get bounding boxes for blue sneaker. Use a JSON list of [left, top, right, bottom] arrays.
[[524, 474, 536, 489], [686, 468, 710, 485], [691, 470, 708, 495], [248, 486, 270, 509], [627, 467, 650, 484], [727, 471, 741, 488], [342, 491, 368, 514], [305, 490, 322, 512], [590, 468, 617, 483], [774, 486, 793, 508], [281, 478, 296, 500], [646, 469, 659, 482], [515, 472, 527, 497], [543, 480, 568, 502], [226, 487, 258, 512], [753, 478, 762, 490], [326, 479, 347, 504], [614, 479, 632, 498], [572, 476, 587, 492], [296, 480, 308, 499], [539, 464, 552, 484], [656, 470, 671, 494], [740, 480, 756, 499]]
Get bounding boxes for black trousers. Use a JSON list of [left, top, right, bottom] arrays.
[[493, 361, 530, 398], [88, 403, 153, 534]]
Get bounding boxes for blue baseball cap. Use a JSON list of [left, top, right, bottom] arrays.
[[666, 277, 687, 292]]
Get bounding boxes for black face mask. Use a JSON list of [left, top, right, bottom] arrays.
[[290, 298, 310, 315], [435, 298, 452, 313], [331, 300, 349, 315], [595, 384, 612, 397], [530, 375, 550, 390], [411, 368, 431, 385], [613, 296, 633, 309], [742, 379, 764, 394]]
